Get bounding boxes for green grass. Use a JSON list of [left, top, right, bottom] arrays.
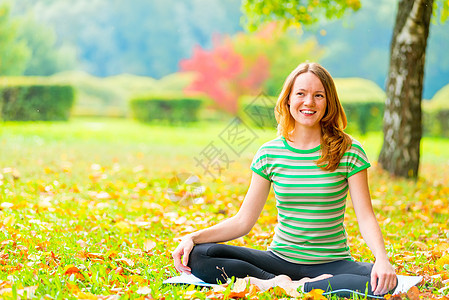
[[0, 118, 448, 299]]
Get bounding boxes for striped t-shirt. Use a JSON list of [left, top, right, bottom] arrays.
[[250, 136, 370, 264]]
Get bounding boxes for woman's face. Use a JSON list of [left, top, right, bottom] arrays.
[[288, 72, 327, 131]]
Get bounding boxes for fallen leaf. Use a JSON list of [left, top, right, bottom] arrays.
[[412, 241, 429, 251], [0, 202, 13, 209], [115, 221, 131, 232], [76, 240, 87, 248], [64, 265, 81, 275], [303, 288, 327, 300], [406, 286, 420, 300], [128, 248, 143, 255], [115, 257, 135, 267], [228, 278, 248, 297], [433, 243, 449, 258], [143, 240, 156, 252], [436, 255, 449, 269], [63, 265, 85, 280], [136, 286, 152, 295]]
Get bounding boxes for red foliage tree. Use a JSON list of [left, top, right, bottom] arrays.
[[180, 37, 269, 114]]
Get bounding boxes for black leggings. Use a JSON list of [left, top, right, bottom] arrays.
[[188, 243, 384, 297]]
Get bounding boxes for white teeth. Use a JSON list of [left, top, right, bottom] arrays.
[[301, 110, 315, 115]]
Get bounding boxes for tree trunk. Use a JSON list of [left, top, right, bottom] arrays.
[[378, 0, 433, 178]]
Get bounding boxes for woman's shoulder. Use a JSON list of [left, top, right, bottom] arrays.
[[348, 137, 363, 148], [345, 136, 370, 159]]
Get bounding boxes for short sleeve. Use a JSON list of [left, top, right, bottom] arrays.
[[345, 140, 371, 178], [250, 146, 272, 181]]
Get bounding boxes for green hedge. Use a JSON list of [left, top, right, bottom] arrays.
[[342, 102, 384, 135], [423, 85, 449, 138], [129, 94, 204, 124], [0, 84, 75, 121], [334, 78, 385, 135]]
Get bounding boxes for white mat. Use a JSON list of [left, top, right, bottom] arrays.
[[393, 275, 423, 294], [163, 273, 218, 287], [163, 273, 423, 296]]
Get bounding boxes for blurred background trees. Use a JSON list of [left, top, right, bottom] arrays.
[[0, 4, 30, 75], [242, 0, 448, 178], [2, 0, 448, 99], [1, 0, 448, 178]]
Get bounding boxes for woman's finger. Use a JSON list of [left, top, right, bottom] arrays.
[[374, 274, 386, 295]]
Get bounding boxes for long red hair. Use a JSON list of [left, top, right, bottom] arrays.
[[275, 62, 351, 172]]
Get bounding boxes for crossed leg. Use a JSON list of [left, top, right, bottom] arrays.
[[188, 243, 376, 296]]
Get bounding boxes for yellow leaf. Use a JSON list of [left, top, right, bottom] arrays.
[[115, 221, 130, 232], [75, 291, 97, 299], [303, 289, 327, 300], [436, 254, 449, 268], [66, 282, 80, 293], [128, 275, 147, 284], [433, 243, 449, 258]]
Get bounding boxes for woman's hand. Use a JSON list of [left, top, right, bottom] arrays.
[[371, 258, 397, 295], [172, 236, 195, 274]]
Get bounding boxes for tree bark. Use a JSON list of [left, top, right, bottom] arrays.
[[378, 0, 433, 178]]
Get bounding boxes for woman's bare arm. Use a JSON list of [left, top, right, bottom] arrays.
[[348, 169, 396, 295], [172, 172, 271, 273]]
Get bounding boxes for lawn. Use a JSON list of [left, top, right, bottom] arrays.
[[0, 118, 448, 299]]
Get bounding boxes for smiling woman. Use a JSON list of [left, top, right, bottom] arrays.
[[172, 62, 400, 298]]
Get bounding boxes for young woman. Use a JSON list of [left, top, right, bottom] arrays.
[[172, 62, 397, 297]]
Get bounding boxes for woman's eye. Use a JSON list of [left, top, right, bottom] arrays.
[[315, 94, 324, 98], [297, 92, 304, 96]]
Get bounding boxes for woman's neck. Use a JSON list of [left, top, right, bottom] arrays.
[[288, 127, 321, 150]]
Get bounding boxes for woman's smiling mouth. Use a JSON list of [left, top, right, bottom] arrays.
[[300, 110, 316, 115]]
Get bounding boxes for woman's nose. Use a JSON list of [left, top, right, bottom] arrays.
[[304, 95, 315, 106]]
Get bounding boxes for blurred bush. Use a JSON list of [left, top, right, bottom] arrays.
[[423, 84, 449, 138], [334, 78, 385, 135], [129, 94, 204, 124], [0, 77, 74, 121], [50, 71, 195, 118]]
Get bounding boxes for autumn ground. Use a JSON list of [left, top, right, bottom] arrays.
[[0, 118, 448, 300]]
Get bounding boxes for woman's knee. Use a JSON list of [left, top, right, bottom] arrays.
[[187, 243, 216, 269]]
